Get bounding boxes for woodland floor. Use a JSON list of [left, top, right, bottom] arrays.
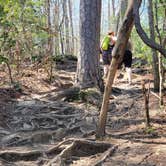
[[0, 57, 166, 166]]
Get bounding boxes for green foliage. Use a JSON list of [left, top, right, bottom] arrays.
[[65, 54, 77, 61], [79, 89, 95, 101], [79, 88, 101, 102], [53, 54, 65, 63], [131, 27, 152, 65], [0, 0, 51, 86], [146, 127, 154, 133], [0, 55, 8, 64], [53, 54, 77, 64], [144, 126, 158, 137]]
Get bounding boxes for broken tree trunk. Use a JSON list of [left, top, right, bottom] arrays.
[[142, 80, 150, 127], [96, 0, 137, 138]]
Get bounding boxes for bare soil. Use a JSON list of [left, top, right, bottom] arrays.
[[0, 60, 165, 166]]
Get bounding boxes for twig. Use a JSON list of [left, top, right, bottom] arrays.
[[137, 152, 153, 165], [150, 91, 160, 99]]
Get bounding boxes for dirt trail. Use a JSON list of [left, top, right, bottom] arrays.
[[0, 62, 165, 166]]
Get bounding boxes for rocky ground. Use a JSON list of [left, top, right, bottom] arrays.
[[0, 58, 165, 166]]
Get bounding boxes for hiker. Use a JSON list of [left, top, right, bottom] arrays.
[[100, 31, 117, 79], [118, 40, 133, 85]]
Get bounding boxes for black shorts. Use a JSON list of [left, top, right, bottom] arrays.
[[102, 47, 113, 65], [123, 50, 132, 67], [119, 50, 132, 68]]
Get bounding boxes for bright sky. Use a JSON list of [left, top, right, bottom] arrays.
[[72, 0, 147, 36]]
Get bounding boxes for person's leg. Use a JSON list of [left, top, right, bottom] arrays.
[[126, 67, 132, 84], [124, 50, 132, 84], [103, 65, 109, 79], [102, 50, 110, 79]]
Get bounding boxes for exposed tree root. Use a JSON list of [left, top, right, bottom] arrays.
[[44, 139, 116, 166], [50, 86, 80, 101], [0, 150, 42, 162], [91, 145, 118, 166], [46, 138, 75, 156]]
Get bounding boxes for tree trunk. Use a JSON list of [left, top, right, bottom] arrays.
[[96, 0, 137, 138], [154, 1, 164, 106], [142, 81, 150, 127], [68, 0, 74, 55], [46, 0, 53, 82], [120, 0, 128, 23], [76, 0, 104, 92], [15, 41, 21, 75], [59, 0, 65, 55], [53, 0, 60, 55], [46, 0, 52, 54], [115, 0, 128, 34], [6, 62, 13, 84], [159, 53, 164, 106], [111, 0, 115, 17], [108, 0, 111, 29], [147, 0, 160, 92], [59, 29, 64, 55], [63, 0, 70, 54]]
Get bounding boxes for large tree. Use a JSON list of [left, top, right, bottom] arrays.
[[148, 0, 160, 91], [76, 0, 104, 91]]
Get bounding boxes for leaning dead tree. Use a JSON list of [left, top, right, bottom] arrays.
[[96, 0, 137, 138]]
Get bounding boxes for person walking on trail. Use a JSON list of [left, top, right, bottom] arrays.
[[100, 31, 117, 79], [124, 42, 133, 85], [118, 40, 133, 85], [101, 31, 133, 85]]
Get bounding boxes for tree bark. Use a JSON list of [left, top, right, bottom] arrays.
[[59, 0, 65, 55], [76, 0, 104, 92], [115, 0, 128, 34], [63, 0, 70, 54], [120, 0, 128, 23], [142, 81, 150, 127], [68, 0, 74, 55], [147, 0, 160, 91], [159, 53, 164, 106], [111, 0, 115, 17], [96, 0, 136, 138], [108, 0, 111, 29], [46, 0, 53, 82], [154, 1, 165, 106], [53, 0, 60, 55]]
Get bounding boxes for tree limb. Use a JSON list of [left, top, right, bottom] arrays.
[[133, 0, 166, 58]]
